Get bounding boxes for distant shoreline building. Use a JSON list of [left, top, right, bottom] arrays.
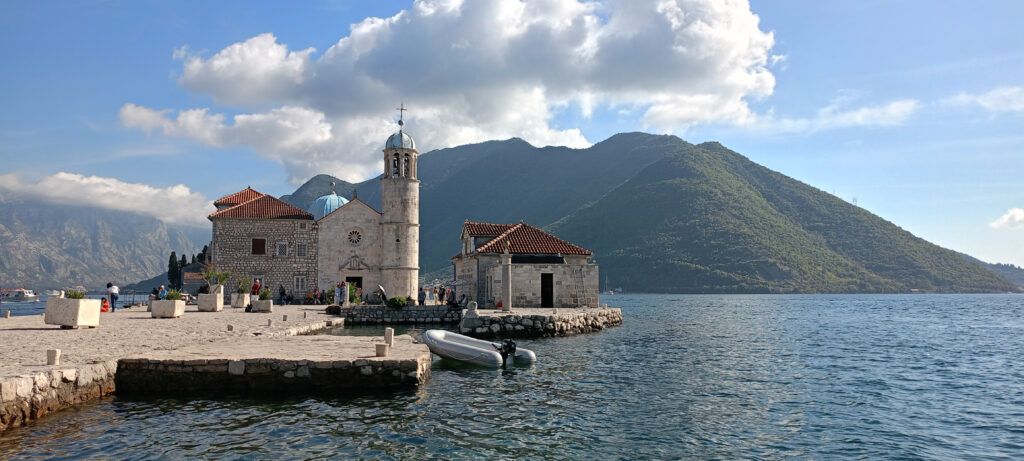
[[207, 118, 420, 300], [452, 221, 599, 308]]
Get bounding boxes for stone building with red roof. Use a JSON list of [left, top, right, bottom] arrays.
[[207, 118, 421, 301], [452, 221, 599, 308]]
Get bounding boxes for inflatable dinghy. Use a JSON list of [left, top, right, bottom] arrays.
[[422, 330, 537, 367]]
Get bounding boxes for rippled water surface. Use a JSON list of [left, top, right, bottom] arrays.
[[3, 294, 1024, 459]]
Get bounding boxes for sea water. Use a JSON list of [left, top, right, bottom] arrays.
[[1, 294, 1022, 459]]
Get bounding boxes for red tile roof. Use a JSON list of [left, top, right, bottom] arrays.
[[472, 222, 592, 256], [214, 187, 264, 207], [464, 221, 514, 236], [208, 195, 313, 220]]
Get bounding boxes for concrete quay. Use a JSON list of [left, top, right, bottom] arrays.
[[460, 307, 623, 339], [0, 304, 429, 432]]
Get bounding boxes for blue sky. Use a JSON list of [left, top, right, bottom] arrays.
[[1, 0, 1023, 265]]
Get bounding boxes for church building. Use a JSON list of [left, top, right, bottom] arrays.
[[208, 118, 420, 300], [452, 221, 599, 308]]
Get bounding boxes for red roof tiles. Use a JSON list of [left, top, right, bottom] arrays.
[[209, 195, 313, 220], [213, 187, 264, 207], [471, 221, 592, 256], [463, 221, 515, 236]]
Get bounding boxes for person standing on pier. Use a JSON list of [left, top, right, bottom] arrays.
[[106, 283, 119, 311], [158, 285, 167, 300], [418, 287, 426, 306]]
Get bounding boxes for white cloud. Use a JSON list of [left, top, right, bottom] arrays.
[[990, 208, 1024, 230], [754, 97, 919, 134], [946, 86, 1024, 113], [124, 0, 779, 184], [0, 172, 211, 227]]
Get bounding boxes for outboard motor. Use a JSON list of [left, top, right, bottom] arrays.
[[493, 339, 518, 365]]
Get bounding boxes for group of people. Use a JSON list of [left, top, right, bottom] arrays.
[[103, 282, 119, 312], [417, 285, 465, 308]]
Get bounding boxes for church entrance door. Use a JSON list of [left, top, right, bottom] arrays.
[[541, 273, 554, 307], [345, 277, 363, 289]]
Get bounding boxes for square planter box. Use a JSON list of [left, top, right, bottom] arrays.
[[231, 293, 250, 308], [197, 293, 223, 312], [251, 299, 273, 313], [44, 298, 101, 328], [152, 300, 185, 318]]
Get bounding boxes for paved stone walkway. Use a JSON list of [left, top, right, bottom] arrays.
[[0, 304, 341, 378]]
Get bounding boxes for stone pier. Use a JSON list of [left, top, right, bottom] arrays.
[[0, 304, 429, 432], [459, 307, 623, 339]]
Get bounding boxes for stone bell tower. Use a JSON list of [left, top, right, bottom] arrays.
[[379, 105, 420, 299]]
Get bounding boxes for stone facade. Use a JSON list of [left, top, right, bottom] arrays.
[[453, 222, 600, 308], [316, 199, 384, 295], [211, 217, 318, 299]]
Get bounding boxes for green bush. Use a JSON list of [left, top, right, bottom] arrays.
[[236, 275, 251, 294], [258, 288, 271, 301], [165, 290, 182, 301], [386, 296, 407, 309], [65, 289, 86, 299]]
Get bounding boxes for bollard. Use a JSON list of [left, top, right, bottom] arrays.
[[47, 349, 61, 366], [304, 312, 307, 318], [227, 324, 234, 331], [384, 327, 394, 347], [375, 343, 390, 357], [283, 315, 288, 321], [267, 319, 272, 327], [4, 311, 9, 319]]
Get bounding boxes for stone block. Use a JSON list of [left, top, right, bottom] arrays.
[[151, 300, 185, 318], [197, 293, 224, 312], [231, 293, 250, 308], [252, 300, 273, 313], [228, 360, 245, 375], [44, 298, 101, 328]]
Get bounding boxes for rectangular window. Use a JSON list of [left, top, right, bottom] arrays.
[[297, 243, 307, 257], [277, 242, 288, 257], [251, 238, 266, 255], [299, 223, 307, 230], [295, 276, 306, 293]]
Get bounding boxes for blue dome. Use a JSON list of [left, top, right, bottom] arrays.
[[307, 192, 349, 220], [385, 130, 415, 150]]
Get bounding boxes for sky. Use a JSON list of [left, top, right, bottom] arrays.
[[1, 0, 1023, 265]]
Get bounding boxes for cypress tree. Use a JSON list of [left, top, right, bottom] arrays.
[[168, 252, 179, 289]]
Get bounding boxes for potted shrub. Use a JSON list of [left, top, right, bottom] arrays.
[[386, 296, 407, 310], [44, 288, 101, 329], [198, 264, 229, 312], [152, 289, 186, 318], [231, 275, 251, 308], [251, 287, 273, 313]]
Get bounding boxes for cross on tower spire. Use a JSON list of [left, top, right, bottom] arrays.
[[396, 103, 407, 127]]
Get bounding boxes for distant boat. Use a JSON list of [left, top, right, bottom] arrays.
[[1, 288, 40, 302], [44, 290, 61, 296]]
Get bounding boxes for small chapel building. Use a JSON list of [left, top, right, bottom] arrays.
[[207, 119, 420, 301], [452, 221, 600, 308]]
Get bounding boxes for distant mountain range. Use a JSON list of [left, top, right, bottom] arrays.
[[0, 194, 199, 291], [3, 133, 1019, 294], [283, 133, 1019, 293]]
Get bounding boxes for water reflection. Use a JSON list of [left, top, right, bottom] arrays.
[[2, 294, 1023, 459]]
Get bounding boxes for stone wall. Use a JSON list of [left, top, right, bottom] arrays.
[[459, 307, 622, 339], [0, 361, 117, 432], [211, 217, 318, 298], [115, 355, 429, 394], [341, 305, 462, 325], [485, 258, 599, 308], [316, 200, 383, 292]]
